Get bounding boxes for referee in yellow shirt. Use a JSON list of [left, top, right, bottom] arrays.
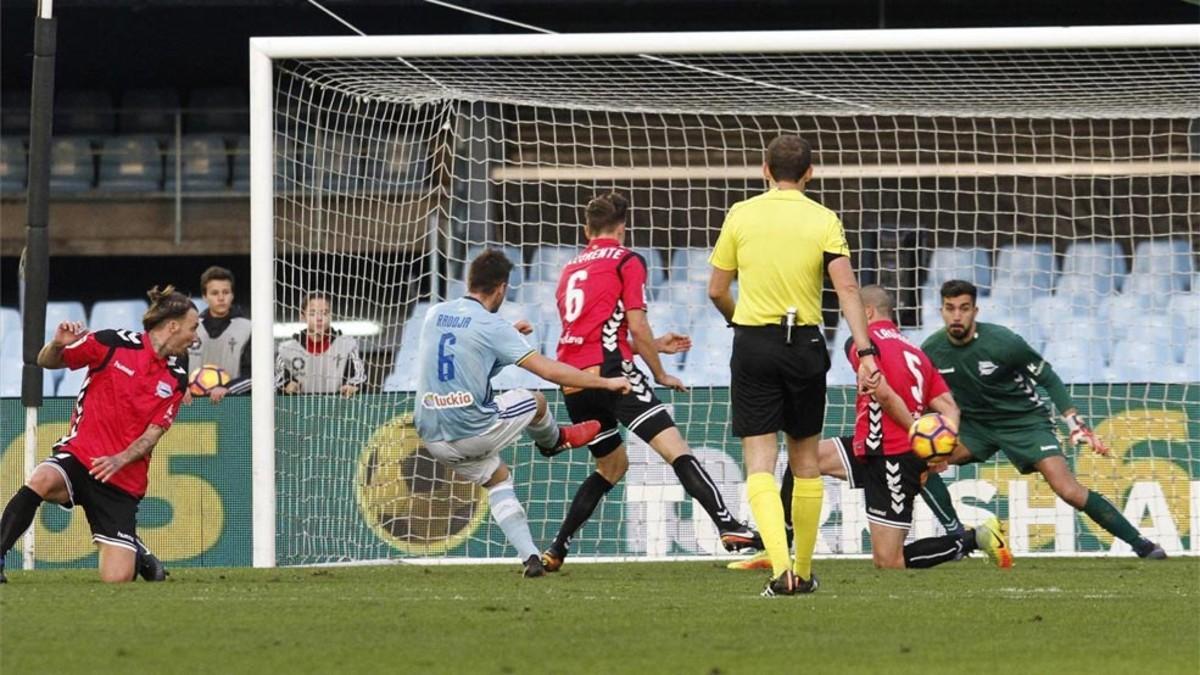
[[708, 134, 881, 596]]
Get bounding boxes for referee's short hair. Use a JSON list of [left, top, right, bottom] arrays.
[[939, 279, 978, 303], [765, 135, 812, 182], [468, 249, 514, 295]]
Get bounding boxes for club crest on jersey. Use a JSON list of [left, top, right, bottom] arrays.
[[156, 381, 173, 398], [978, 360, 998, 376]]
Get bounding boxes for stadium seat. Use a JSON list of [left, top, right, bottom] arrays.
[[1183, 340, 1200, 383], [669, 248, 712, 285], [826, 348, 857, 386], [57, 365, 88, 397], [119, 88, 181, 136], [0, 357, 21, 397], [90, 299, 148, 333], [1108, 340, 1171, 383], [1167, 293, 1199, 364], [0, 329, 19, 362], [402, 302, 433, 342], [921, 247, 991, 324], [186, 87, 249, 134], [44, 301, 87, 341], [54, 89, 116, 135], [231, 134, 250, 191], [492, 364, 547, 390], [0, 137, 26, 194], [538, 317, 562, 356], [1, 90, 31, 134], [660, 280, 708, 308], [652, 302, 692, 336], [498, 301, 542, 331], [632, 248, 667, 298], [529, 245, 578, 284], [1124, 238, 1195, 302], [1059, 240, 1127, 296], [990, 243, 1055, 317], [1040, 340, 1095, 384], [49, 137, 96, 192], [444, 278, 467, 301], [360, 131, 424, 193], [0, 307, 19, 342], [519, 281, 557, 306], [165, 134, 231, 191], [97, 135, 163, 192]]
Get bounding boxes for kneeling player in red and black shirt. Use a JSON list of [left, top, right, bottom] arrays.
[[0, 286, 197, 583], [541, 193, 761, 570]]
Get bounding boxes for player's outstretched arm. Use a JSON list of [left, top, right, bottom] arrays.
[[827, 257, 880, 393], [627, 309, 686, 392], [520, 353, 631, 394], [36, 321, 89, 369]]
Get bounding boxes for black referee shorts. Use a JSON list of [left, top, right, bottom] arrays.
[[730, 324, 829, 439], [41, 452, 140, 552]]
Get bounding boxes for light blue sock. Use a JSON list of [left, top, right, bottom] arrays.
[[488, 479, 539, 560]]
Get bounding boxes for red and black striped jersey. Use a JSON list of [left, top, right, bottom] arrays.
[[555, 238, 648, 369], [55, 329, 188, 498]]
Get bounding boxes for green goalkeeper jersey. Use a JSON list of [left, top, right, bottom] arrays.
[[921, 322, 1074, 420]]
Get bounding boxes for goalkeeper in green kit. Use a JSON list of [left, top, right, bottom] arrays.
[[922, 280, 1165, 559]]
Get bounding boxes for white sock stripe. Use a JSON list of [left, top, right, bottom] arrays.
[[588, 428, 621, 446], [907, 544, 962, 562], [627, 404, 668, 431], [921, 486, 960, 529]]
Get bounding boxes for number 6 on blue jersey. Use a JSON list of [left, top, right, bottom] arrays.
[[437, 332, 456, 381]]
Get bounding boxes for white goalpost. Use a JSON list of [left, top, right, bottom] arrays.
[[249, 25, 1200, 567]]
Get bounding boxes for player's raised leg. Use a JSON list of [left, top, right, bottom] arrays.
[[1036, 455, 1166, 559]]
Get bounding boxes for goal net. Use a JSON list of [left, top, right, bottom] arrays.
[[250, 27, 1200, 566]]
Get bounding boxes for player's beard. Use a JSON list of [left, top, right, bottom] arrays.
[[947, 322, 971, 340]]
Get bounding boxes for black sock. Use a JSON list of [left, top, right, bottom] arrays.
[[780, 467, 795, 548], [903, 534, 965, 569], [550, 472, 614, 557], [1, 487, 44, 562], [672, 454, 739, 531]]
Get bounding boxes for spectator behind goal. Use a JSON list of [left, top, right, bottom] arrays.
[[188, 265, 252, 403], [275, 292, 366, 397]]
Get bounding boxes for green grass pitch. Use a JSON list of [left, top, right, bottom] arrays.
[[2, 558, 1197, 674]]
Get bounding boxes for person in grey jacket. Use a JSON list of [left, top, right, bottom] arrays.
[[189, 266, 252, 403], [275, 292, 366, 397]]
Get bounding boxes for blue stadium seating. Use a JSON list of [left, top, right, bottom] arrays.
[[165, 134, 231, 191], [1108, 340, 1171, 383], [57, 365, 88, 397], [54, 89, 116, 136], [989, 243, 1055, 317], [90, 299, 148, 333], [921, 247, 991, 323], [49, 137, 95, 192], [1124, 238, 1195, 303], [118, 88, 180, 136], [632, 247, 667, 298], [231, 134, 250, 191], [519, 281, 557, 306], [98, 135, 163, 191], [1041, 340, 1094, 383], [0, 137, 26, 194], [529, 245, 578, 284], [0, 307, 19, 343], [44, 301, 87, 341], [1167, 293, 1199, 365], [0, 357, 22, 397], [669, 248, 712, 284], [0, 329, 19, 362], [186, 87, 248, 134], [1059, 240, 1127, 296]]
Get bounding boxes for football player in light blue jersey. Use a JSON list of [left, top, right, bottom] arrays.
[[414, 250, 631, 577]]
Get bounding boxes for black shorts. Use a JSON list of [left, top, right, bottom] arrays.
[[861, 451, 926, 530], [42, 452, 140, 552], [730, 324, 829, 439], [830, 435, 866, 488], [563, 360, 675, 458]]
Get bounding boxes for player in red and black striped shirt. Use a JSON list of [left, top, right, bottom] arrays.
[[0, 286, 197, 583], [540, 192, 760, 571]]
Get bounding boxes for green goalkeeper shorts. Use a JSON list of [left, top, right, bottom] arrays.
[[958, 414, 1064, 474]]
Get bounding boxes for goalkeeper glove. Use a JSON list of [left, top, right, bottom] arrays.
[[1064, 412, 1109, 456]]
